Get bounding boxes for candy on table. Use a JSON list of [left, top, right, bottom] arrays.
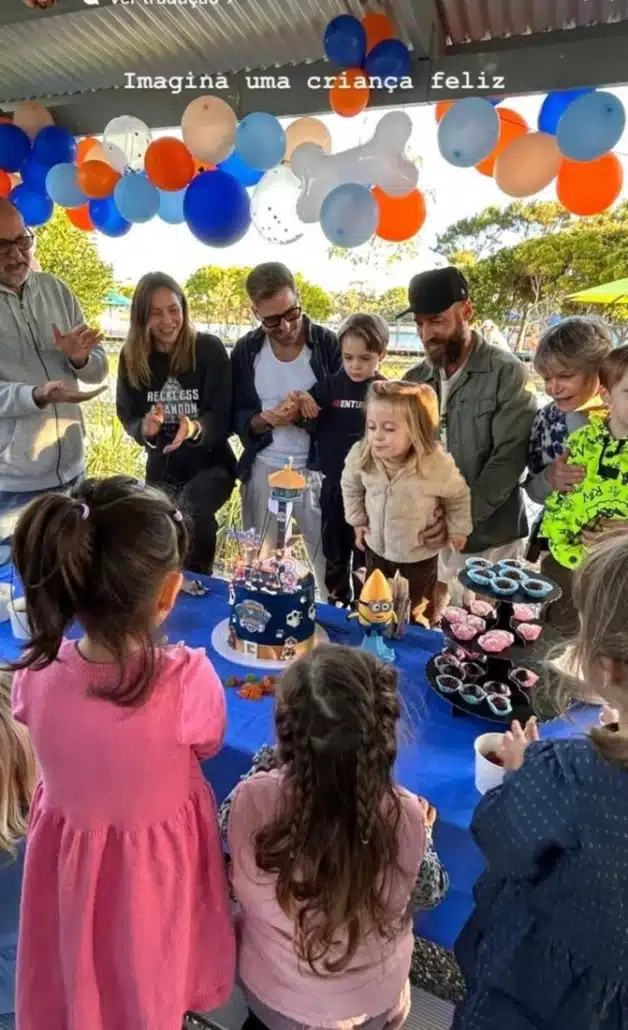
[[487, 694, 513, 716], [436, 674, 462, 694], [465, 557, 494, 570], [491, 576, 519, 596], [522, 577, 553, 598], [224, 674, 277, 698], [451, 621, 478, 641], [443, 605, 467, 623], [465, 614, 486, 634], [483, 680, 511, 697], [517, 622, 543, 642], [478, 629, 515, 653], [511, 667, 539, 688], [442, 646, 466, 662], [468, 599, 494, 618], [460, 684, 486, 705], [512, 603, 538, 622]]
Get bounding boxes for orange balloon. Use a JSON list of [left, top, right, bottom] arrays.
[[193, 158, 216, 175], [329, 68, 370, 118], [476, 108, 528, 177], [66, 205, 94, 231], [76, 160, 120, 199], [76, 136, 99, 163], [0, 170, 10, 199], [362, 12, 395, 52], [435, 101, 454, 123], [557, 153, 623, 216], [374, 186, 427, 242], [145, 137, 195, 190]]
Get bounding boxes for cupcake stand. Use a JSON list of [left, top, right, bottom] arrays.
[[425, 558, 562, 726]]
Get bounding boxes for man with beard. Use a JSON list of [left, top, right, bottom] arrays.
[[231, 262, 340, 594], [402, 266, 536, 602]]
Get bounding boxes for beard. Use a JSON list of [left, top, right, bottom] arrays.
[[426, 320, 467, 368]]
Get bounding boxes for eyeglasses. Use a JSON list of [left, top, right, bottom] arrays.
[[0, 232, 35, 256], [258, 303, 302, 330]]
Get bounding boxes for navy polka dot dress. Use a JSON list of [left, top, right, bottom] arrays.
[[453, 738, 628, 1029]]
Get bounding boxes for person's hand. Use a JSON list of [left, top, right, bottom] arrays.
[[450, 535, 467, 552], [581, 517, 628, 547], [546, 452, 585, 492], [163, 415, 200, 454], [498, 717, 539, 771], [354, 526, 368, 551], [262, 399, 299, 428], [295, 392, 320, 420], [142, 403, 164, 439], [600, 705, 619, 727], [32, 381, 107, 407], [417, 505, 448, 549], [53, 323, 103, 367]]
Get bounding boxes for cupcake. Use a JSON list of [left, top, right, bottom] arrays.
[[436, 662, 464, 679], [491, 576, 519, 596], [435, 654, 462, 672], [465, 614, 486, 635], [465, 557, 494, 571], [486, 694, 513, 716], [443, 606, 467, 624], [461, 683, 486, 705], [517, 622, 542, 642], [441, 647, 466, 663], [483, 680, 511, 697], [513, 603, 538, 622], [467, 569, 495, 588], [510, 667, 539, 689], [436, 674, 462, 695], [478, 629, 515, 653], [469, 599, 495, 619], [523, 578, 553, 599], [496, 567, 527, 584], [497, 558, 525, 571], [462, 661, 485, 681], [451, 621, 478, 641]]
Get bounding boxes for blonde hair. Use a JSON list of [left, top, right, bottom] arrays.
[[534, 316, 612, 380], [550, 536, 628, 767], [360, 380, 438, 474], [122, 272, 197, 390], [0, 670, 37, 854]]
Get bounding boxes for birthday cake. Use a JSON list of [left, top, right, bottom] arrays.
[[226, 464, 317, 661]]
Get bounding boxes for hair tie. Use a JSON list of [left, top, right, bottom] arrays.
[[172, 509, 183, 523], [79, 503, 89, 520]]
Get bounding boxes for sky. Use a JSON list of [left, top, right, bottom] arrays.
[[94, 87, 628, 294]]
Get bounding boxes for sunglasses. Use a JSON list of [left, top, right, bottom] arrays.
[[258, 303, 302, 330], [0, 231, 35, 256]]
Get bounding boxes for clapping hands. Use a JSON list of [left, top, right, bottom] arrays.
[[498, 717, 539, 771], [53, 323, 103, 368]]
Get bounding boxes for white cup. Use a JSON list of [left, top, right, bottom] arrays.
[[0, 584, 11, 623], [7, 598, 30, 641], [474, 732, 506, 794]]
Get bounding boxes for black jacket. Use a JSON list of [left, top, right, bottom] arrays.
[[230, 316, 341, 481], [116, 331, 236, 488]]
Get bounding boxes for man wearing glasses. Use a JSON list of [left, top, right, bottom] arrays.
[[0, 199, 108, 551], [231, 262, 341, 594]]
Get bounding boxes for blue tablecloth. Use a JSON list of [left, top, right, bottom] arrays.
[[0, 568, 599, 951]]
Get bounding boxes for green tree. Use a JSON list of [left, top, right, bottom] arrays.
[[115, 283, 135, 301], [294, 273, 333, 322], [185, 266, 253, 336], [36, 208, 114, 323]]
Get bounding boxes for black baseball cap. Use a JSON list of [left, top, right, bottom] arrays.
[[397, 266, 469, 318]]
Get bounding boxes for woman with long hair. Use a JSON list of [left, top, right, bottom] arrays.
[[116, 272, 236, 583]]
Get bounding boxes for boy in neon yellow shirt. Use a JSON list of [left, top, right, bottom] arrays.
[[541, 346, 628, 569]]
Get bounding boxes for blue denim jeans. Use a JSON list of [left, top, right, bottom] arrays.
[[0, 476, 81, 561]]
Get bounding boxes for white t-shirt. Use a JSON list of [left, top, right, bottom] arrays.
[[439, 360, 467, 452], [254, 338, 316, 469]]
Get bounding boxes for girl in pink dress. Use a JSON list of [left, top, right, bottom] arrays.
[[10, 475, 235, 1030]]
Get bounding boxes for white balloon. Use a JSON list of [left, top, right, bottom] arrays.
[[103, 115, 152, 172], [251, 165, 304, 245], [85, 140, 129, 173], [290, 110, 418, 223]]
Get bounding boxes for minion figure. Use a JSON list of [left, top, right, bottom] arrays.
[[349, 569, 397, 663]]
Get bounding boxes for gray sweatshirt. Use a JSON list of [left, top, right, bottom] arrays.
[[0, 272, 108, 492]]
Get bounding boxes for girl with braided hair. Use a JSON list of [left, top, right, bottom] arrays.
[[227, 643, 447, 1030]]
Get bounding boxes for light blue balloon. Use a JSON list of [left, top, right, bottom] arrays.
[[320, 183, 378, 249], [45, 163, 86, 208], [438, 98, 500, 168], [556, 90, 625, 162], [158, 187, 186, 224], [235, 113, 285, 172], [114, 172, 159, 223]]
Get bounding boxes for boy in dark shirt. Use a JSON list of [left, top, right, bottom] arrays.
[[294, 314, 388, 605]]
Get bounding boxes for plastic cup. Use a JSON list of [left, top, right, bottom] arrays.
[[474, 732, 506, 794], [8, 598, 30, 641]]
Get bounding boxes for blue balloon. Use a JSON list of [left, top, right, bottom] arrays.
[[235, 113, 285, 172], [218, 151, 263, 187], [33, 126, 76, 167], [320, 183, 378, 248], [88, 196, 131, 237], [323, 15, 366, 67], [114, 172, 159, 223], [556, 90, 625, 162], [21, 156, 50, 194], [45, 163, 86, 208], [438, 98, 500, 167], [538, 88, 593, 134], [364, 39, 410, 82], [0, 124, 30, 173], [158, 187, 186, 224], [9, 184, 53, 226], [184, 170, 250, 247]]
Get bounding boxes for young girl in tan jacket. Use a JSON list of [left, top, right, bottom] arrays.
[[341, 380, 472, 624]]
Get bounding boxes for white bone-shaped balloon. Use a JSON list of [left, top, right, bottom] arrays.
[[290, 111, 418, 224]]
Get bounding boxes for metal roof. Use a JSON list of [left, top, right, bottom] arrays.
[[437, 0, 628, 45]]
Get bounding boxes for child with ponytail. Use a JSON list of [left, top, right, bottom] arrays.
[[10, 476, 234, 1030], [227, 644, 447, 1030], [453, 533, 628, 1030]]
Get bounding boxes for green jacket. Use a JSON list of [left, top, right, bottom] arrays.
[[404, 333, 536, 553], [540, 416, 628, 568]]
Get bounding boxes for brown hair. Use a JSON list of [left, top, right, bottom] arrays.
[[0, 670, 37, 855], [122, 272, 197, 389], [10, 476, 189, 707], [600, 345, 628, 392], [246, 262, 296, 304], [534, 316, 612, 379], [339, 313, 389, 355], [255, 644, 404, 975], [360, 379, 438, 474]]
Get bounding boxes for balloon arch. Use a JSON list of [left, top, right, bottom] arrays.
[[0, 13, 624, 248]]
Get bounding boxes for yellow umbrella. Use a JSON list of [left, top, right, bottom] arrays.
[[566, 278, 628, 305]]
